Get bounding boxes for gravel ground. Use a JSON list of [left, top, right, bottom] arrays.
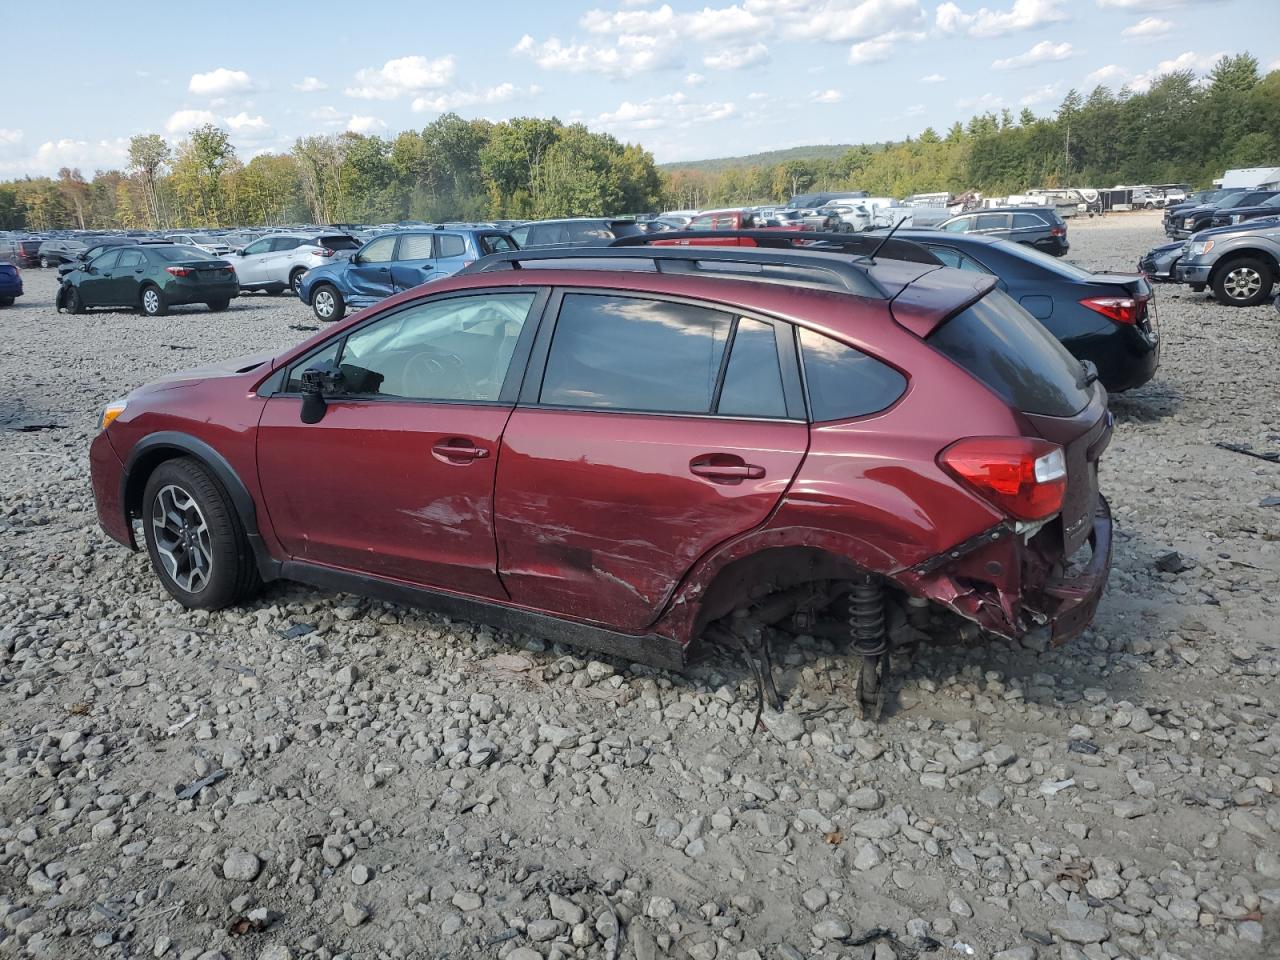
[[1, 210, 1278, 960]]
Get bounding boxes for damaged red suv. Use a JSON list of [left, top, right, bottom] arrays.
[[90, 244, 1112, 717]]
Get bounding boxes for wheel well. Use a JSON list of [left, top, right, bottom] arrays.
[[290, 266, 307, 278], [123, 447, 187, 521], [1210, 249, 1279, 282]]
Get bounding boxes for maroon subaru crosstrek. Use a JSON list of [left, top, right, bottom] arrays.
[[90, 244, 1113, 716]]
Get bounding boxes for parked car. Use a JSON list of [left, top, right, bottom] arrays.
[[938, 208, 1069, 255], [1208, 192, 1280, 228], [57, 237, 141, 278], [90, 242, 1113, 719], [37, 238, 94, 267], [802, 206, 857, 232], [509, 218, 646, 249], [298, 227, 518, 322], [1166, 190, 1278, 239], [1162, 188, 1242, 233], [1175, 217, 1280, 306], [165, 233, 233, 256], [58, 244, 238, 316], [1137, 239, 1186, 284], [889, 230, 1159, 392], [0, 261, 22, 306], [231, 232, 361, 295], [662, 209, 816, 247], [14, 239, 44, 267]]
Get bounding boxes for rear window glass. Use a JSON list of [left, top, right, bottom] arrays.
[[320, 235, 361, 251], [154, 246, 210, 261], [927, 289, 1090, 417], [799, 328, 907, 421], [481, 234, 517, 254], [436, 234, 467, 258], [998, 240, 1094, 280]]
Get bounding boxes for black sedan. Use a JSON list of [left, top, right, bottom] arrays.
[[891, 230, 1159, 392], [57, 244, 238, 316]]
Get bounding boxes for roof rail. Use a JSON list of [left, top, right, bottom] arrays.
[[458, 239, 909, 297], [613, 229, 940, 265]]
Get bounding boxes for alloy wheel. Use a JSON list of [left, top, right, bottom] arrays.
[[151, 484, 213, 593], [314, 290, 335, 318], [1223, 267, 1262, 301], [143, 289, 160, 314]]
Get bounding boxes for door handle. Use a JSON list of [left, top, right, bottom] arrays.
[[690, 455, 765, 483], [432, 438, 490, 464]]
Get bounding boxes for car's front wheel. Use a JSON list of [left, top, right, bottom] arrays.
[[1213, 258, 1275, 307], [140, 285, 168, 316], [141, 458, 262, 610], [62, 286, 85, 314], [312, 284, 346, 322]]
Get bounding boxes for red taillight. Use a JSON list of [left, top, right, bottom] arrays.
[[315, 248, 335, 257], [938, 437, 1067, 521], [222, 266, 235, 275], [1080, 295, 1143, 325], [1050, 226, 1066, 236], [165, 266, 192, 277]]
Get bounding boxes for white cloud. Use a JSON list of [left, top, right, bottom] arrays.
[[1084, 63, 1128, 87], [956, 92, 1005, 110], [1020, 82, 1061, 105], [1129, 49, 1225, 91], [848, 39, 893, 63], [904, 103, 926, 116], [165, 109, 218, 134], [0, 128, 23, 146], [992, 40, 1073, 69], [594, 92, 736, 133], [347, 115, 388, 134], [224, 112, 273, 139], [936, 0, 1068, 38], [582, 2, 767, 41], [581, 3, 679, 34], [686, 4, 771, 39], [411, 82, 539, 113], [188, 68, 255, 97], [1122, 16, 1172, 39], [810, 88, 844, 104], [919, 72, 945, 83], [773, 0, 925, 43], [345, 55, 456, 99], [310, 106, 345, 125], [703, 42, 770, 70], [0, 136, 130, 177], [513, 33, 681, 77], [293, 76, 327, 93], [685, 71, 706, 86], [1095, 0, 1211, 7]]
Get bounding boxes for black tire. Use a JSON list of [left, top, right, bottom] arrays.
[[207, 298, 230, 312], [312, 283, 345, 322], [289, 269, 307, 295], [40, 255, 51, 269], [141, 457, 262, 610], [1212, 257, 1275, 307], [140, 284, 168, 316], [266, 288, 284, 297], [63, 286, 85, 315]]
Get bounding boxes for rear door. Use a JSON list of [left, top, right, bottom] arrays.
[[389, 233, 437, 293], [432, 232, 472, 278], [974, 213, 1010, 236], [494, 290, 809, 631], [112, 248, 148, 305], [345, 234, 397, 302], [1011, 212, 1048, 244]]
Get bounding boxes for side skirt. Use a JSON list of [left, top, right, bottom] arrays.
[[280, 560, 688, 672]]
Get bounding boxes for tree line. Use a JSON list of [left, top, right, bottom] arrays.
[[1, 54, 1275, 232]]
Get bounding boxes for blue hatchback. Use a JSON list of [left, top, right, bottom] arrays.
[[298, 226, 517, 321], [0, 261, 23, 306]]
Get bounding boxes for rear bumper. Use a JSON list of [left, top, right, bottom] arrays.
[[1042, 497, 1113, 645], [0, 281, 22, 298], [165, 280, 240, 305]]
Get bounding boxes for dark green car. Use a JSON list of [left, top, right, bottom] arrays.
[[58, 244, 239, 316]]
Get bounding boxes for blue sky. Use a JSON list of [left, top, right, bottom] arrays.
[[1, 0, 1276, 176]]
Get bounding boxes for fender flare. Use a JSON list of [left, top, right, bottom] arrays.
[[121, 431, 281, 580]]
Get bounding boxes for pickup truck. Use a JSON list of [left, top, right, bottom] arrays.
[[1175, 216, 1280, 306]]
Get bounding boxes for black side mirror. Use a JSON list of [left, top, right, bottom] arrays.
[[299, 359, 344, 424]]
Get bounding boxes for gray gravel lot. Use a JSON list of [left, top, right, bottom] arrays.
[[1, 211, 1278, 960]]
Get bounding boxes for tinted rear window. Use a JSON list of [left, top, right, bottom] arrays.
[[320, 235, 361, 250], [153, 245, 213, 262], [927, 289, 1090, 417], [998, 240, 1094, 280]]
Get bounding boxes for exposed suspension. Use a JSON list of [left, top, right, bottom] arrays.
[[848, 575, 887, 656]]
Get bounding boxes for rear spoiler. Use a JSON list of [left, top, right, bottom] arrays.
[[611, 230, 942, 265], [890, 269, 998, 338]]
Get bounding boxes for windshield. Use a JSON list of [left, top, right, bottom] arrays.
[[1217, 193, 1259, 209]]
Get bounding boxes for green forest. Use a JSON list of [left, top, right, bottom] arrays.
[[1, 53, 1276, 231]]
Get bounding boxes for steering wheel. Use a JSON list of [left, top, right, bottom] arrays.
[[402, 346, 467, 396]]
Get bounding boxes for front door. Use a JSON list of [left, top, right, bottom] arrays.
[[256, 288, 544, 598], [346, 234, 398, 304], [495, 292, 809, 631], [234, 237, 274, 285], [78, 249, 122, 306]]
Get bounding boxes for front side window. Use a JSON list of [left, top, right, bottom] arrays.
[[358, 235, 397, 264], [242, 238, 272, 255], [540, 294, 731, 413], [943, 217, 970, 233], [397, 234, 434, 261], [336, 292, 536, 401], [799, 328, 907, 421]]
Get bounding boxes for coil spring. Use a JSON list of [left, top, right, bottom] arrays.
[[848, 576, 887, 656]]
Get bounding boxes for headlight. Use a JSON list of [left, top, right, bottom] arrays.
[[100, 400, 127, 430], [1231, 214, 1244, 223], [1182, 218, 1195, 227], [1189, 240, 1214, 256]]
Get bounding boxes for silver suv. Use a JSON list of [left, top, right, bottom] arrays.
[[231, 232, 361, 295], [1176, 217, 1280, 307]]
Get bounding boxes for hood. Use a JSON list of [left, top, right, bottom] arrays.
[[1146, 240, 1185, 255], [131, 350, 277, 396], [1176, 205, 1214, 219], [1190, 216, 1280, 240]]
